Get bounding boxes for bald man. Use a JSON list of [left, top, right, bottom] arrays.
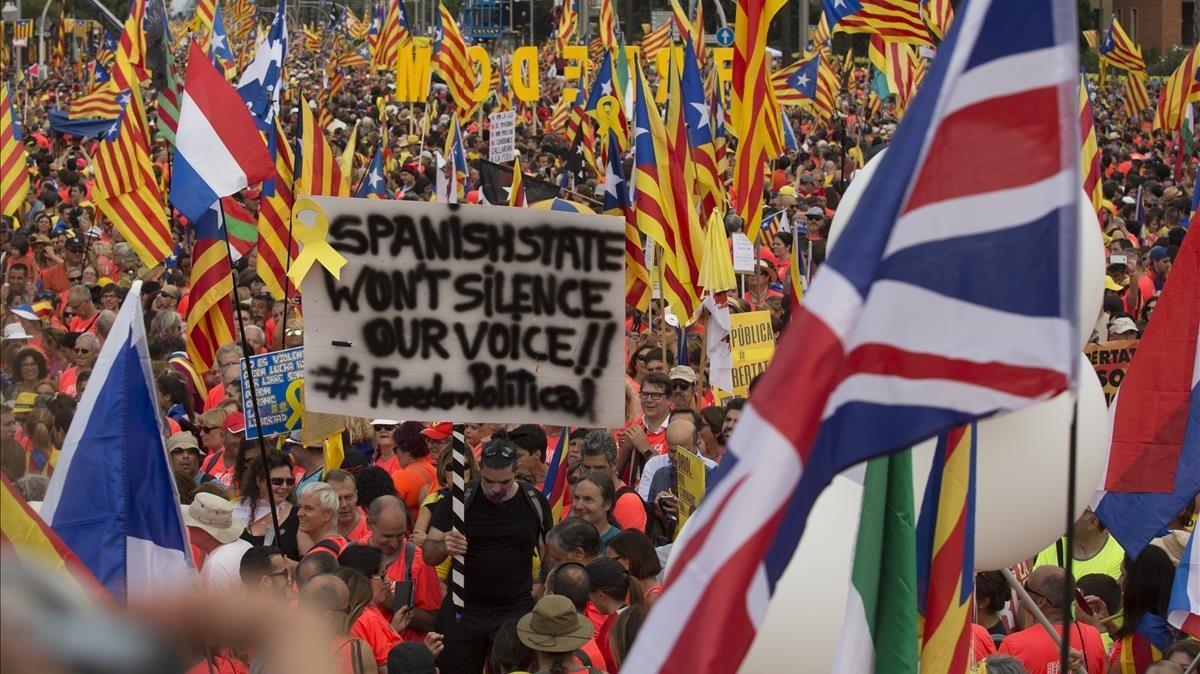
[[299, 574, 378, 674], [643, 419, 716, 542], [363, 495, 443, 637], [637, 416, 718, 502], [998, 566, 1107, 674]]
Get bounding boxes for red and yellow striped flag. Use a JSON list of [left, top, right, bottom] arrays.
[[111, 0, 150, 90], [1079, 77, 1103, 220], [1124, 70, 1151, 116], [883, 39, 919, 117], [298, 97, 351, 197], [434, 3, 479, 118], [508, 156, 528, 207], [375, 0, 411, 70], [632, 60, 699, 323], [94, 87, 171, 267], [1, 476, 108, 602], [258, 120, 299, 300], [186, 203, 236, 374], [1, 83, 30, 217], [809, 10, 831, 55], [732, 0, 786, 248], [664, 56, 704, 315], [541, 429, 571, 520], [640, 21, 671, 64], [68, 88, 123, 119], [598, 0, 617, 51], [1099, 16, 1145, 74], [921, 0, 952, 42], [1153, 43, 1200, 132], [556, 0, 577, 56], [832, 0, 933, 46], [916, 424, 977, 674], [192, 0, 216, 49]]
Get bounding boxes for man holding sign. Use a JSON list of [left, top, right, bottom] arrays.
[[646, 417, 714, 544]]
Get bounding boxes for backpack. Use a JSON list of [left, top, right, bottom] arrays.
[[462, 479, 550, 543]]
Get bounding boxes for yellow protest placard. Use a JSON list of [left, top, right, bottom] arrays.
[[729, 311, 776, 396], [674, 447, 706, 538]]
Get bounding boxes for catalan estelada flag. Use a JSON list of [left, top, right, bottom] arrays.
[[823, 0, 933, 46], [508, 156, 528, 207], [1, 475, 107, 602], [185, 202, 236, 373], [192, 0, 216, 50], [1124, 70, 1152, 116], [68, 88, 123, 120], [1099, 15, 1144, 73], [297, 96, 350, 197], [640, 20, 670, 64], [916, 424, 977, 674], [1, 83, 30, 217], [93, 87, 172, 268], [920, 0, 952, 41], [541, 428, 571, 521]]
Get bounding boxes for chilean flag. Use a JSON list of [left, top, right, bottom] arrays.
[[1093, 231, 1200, 557], [171, 42, 273, 222]]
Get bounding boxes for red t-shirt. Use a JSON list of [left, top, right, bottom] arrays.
[[342, 509, 370, 542], [350, 605, 403, 666], [998, 623, 1107, 674], [361, 533, 445, 642], [613, 488, 647, 532]]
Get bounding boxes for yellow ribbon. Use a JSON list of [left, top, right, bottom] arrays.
[[590, 95, 622, 140], [287, 197, 348, 285], [284, 378, 305, 430]]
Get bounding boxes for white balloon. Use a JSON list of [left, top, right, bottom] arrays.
[[736, 353, 1108, 672], [913, 352, 1109, 571], [826, 150, 1106, 349]]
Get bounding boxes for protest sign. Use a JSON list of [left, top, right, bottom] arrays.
[[1084, 339, 1139, 404], [240, 347, 305, 440], [675, 447, 706, 537], [729, 311, 775, 396], [488, 110, 516, 163], [300, 197, 627, 427], [731, 233, 755, 274]]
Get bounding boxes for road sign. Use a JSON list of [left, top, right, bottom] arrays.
[[715, 26, 734, 46]]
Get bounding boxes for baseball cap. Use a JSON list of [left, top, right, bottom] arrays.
[[777, 185, 797, 197], [1149, 246, 1170, 262], [1108, 316, 1138, 335], [10, 304, 39, 321], [222, 411, 246, 434], [420, 422, 453, 441], [387, 643, 436, 674], [669, 365, 698, 384], [805, 206, 825, 217], [371, 419, 401, 427]]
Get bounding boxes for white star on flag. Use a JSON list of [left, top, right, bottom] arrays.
[[689, 101, 710, 129], [368, 168, 383, 189]]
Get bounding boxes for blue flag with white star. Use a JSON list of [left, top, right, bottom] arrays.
[[356, 145, 389, 198]]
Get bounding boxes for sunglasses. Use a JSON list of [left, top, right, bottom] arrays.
[[68, 275, 82, 282], [197, 426, 219, 433], [74, 348, 92, 354], [269, 477, 296, 487], [483, 443, 516, 459], [672, 381, 693, 391], [158, 291, 179, 300]]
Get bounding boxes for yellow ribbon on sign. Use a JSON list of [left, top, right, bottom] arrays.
[[288, 197, 348, 285], [590, 95, 621, 140], [284, 378, 305, 429]]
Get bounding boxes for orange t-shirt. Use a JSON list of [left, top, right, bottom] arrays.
[[578, 637, 605, 671], [342, 508, 371, 542], [369, 538, 444, 642], [391, 460, 439, 518], [204, 383, 226, 412], [350, 605, 403, 666], [971, 623, 998, 665], [613, 488, 647, 532], [998, 623, 1107, 674], [58, 366, 80, 396]]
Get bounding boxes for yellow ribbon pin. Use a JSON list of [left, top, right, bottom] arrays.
[[284, 378, 305, 430], [590, 95, 622, 140], [288, 197, 348, 285]]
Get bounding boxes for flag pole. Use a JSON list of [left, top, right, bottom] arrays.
[[1059, 406, 1080, 674], [217, 199, 283, 544], [999, 568, 1066, 650], [449, 424, 467, 623]]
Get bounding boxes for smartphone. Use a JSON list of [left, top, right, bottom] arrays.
[[393, 581, 414, 612], [1074, 589, 1094, 615]]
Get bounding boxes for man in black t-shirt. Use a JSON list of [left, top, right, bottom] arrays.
[[422, 439, 552, 674]]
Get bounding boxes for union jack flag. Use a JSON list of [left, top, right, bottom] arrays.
[[622, 0, 1083, 671]]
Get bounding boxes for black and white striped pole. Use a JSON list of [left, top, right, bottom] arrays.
[[449, 424, 467, 622]]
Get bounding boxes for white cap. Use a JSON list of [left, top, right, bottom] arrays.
[[371, 419, 401, 426], [4, 322, 32, 340], [1108, 316, 1138, 336]]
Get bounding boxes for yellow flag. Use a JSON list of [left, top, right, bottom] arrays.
[[697, 210, 736, 293], [323, 431, 345, 473], [339, 120, 359, 178]]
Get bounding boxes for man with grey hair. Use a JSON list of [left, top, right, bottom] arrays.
[[64, 285, 99, 332], [579, 431, 645, 531], [298, 482, 346, 558], [95, 310, 116, 343], [112, 242, 141, 275], [149, 310, 183, 342], [58, 332, 99, 397]]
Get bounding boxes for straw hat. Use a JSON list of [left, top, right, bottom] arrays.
[[183, 493, 246, 544]]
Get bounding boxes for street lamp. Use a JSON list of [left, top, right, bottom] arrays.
[[2, 1, 21, 77]]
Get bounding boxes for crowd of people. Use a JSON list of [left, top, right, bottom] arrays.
[[2, 7, 1198, 674]]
